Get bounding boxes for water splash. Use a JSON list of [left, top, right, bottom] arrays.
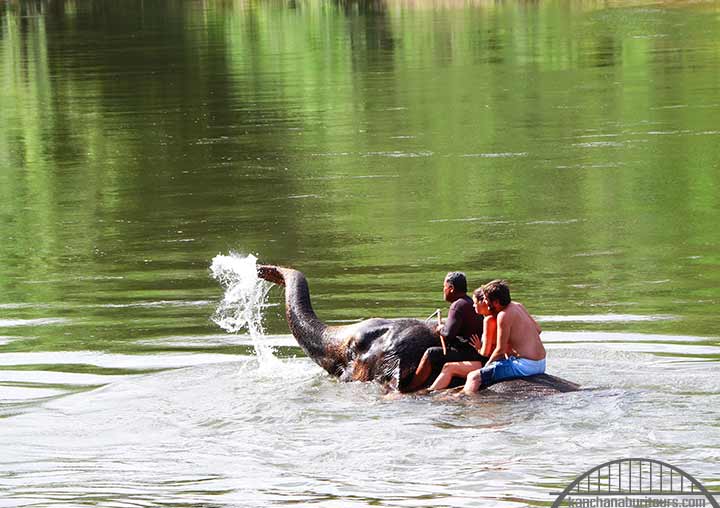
[[210, 253, 276, 365]]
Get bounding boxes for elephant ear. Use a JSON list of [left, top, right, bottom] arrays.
[[381, 343, 416, 392], [370, 349, 401, 389], [390, 321, 439, 391], [396, 356, 418, 392]]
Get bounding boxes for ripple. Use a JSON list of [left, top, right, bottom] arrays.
[[362, 151, 433, 158], [0, 370, 125, 386], [306, 174, 400, 180], [572, 250, 619, 257], [194, 136, 232, 145], [0, 303, 49, 309], [0, 318, 69, 327], [135, 334, 296, 348], [543, 331, 710, 343], [0, 386, 68, 401], [538, 314, 675, 323], [646, 130, 692, 135], [525, 219, 580, 225], [429, 217, 511, 224], [554, 341, 720, 357], [100, 300, 211, 309], [651, 104, 687, 109], [460, 152, 528, 158], [573, 133, 621, 139], [286, 194, 321, 199], [76, 276, 125, 281], [0, 352, 246, 370], [556, 162, 624, 170], [310, 152, 352, 156], [573, 141, 625, 148]]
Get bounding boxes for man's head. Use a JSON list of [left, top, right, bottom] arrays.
[[482, 279, 511, 311], [443, 271, 468, 301]]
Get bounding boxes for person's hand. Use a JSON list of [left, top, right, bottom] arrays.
[[435, 323, 444, 334], [470, 334, 482, 352]]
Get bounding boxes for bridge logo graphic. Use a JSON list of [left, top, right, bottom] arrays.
[[551, 458, 720, 507]]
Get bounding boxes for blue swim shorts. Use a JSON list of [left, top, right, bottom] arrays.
[[480, 356, 546, 386]]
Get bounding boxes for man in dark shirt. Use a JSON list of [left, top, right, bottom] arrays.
[[405, 271, 485, 391]]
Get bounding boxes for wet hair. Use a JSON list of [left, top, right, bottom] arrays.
[[482, 279, 511, 306], [444, 271, 467, 293]]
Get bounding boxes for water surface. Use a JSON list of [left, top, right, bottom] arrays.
[[1, 0, 719, 506]]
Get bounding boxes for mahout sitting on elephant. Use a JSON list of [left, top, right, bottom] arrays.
[[406, 271, 485, 391]]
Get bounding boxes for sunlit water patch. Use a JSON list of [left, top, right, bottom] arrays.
[[362, 150, 433, 157], [0, 303, 50, 309], [0, 337, 19, 346], [429, 217, 512, 224], [538, 314, 676, 323], [0, 351, 244, 369], [99, 300, 212, 309], [0, 370, 127, 386], [0, 335, 718, 507], [0, 318, 69, 327], [135, 333, 295, 349], [460, 152, 528, 158], [0, 386, 68, 402]]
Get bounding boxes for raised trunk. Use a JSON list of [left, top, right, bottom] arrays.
[[258, 265, 346, 375]]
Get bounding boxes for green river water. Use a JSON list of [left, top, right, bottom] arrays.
[[1, 1, 719, 506]]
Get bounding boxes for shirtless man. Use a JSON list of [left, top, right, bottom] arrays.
[[463, 279, 545, 394]]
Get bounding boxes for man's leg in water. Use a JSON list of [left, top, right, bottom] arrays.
[[406, 347, 444, 391], [463, 369, 483, 394], [430, 361, 484, 391]]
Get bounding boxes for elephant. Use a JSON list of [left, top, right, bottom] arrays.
[[257, 264, 580, 395]]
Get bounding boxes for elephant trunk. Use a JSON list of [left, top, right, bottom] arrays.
[[257, 265, 346, 375]]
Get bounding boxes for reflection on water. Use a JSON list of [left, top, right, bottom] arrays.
[[1, 0, 719, 505]]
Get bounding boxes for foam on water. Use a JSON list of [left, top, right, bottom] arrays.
[[210, 253, 278, 367]]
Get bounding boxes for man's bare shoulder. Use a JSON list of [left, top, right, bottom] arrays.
[[510, 301, 534, 316], [502, 301, 526, 315]]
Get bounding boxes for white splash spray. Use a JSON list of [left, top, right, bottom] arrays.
[[210, 253, 277, 365]]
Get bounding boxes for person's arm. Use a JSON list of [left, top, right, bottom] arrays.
[[528, 310, 541, 335], [519, 303, 541, 334], [439, 302, 461, 341], [480, 317, 496, 357], [485, 312, 510, 365]]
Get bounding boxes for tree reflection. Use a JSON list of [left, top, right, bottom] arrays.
[[1, 0, 719, 336]]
